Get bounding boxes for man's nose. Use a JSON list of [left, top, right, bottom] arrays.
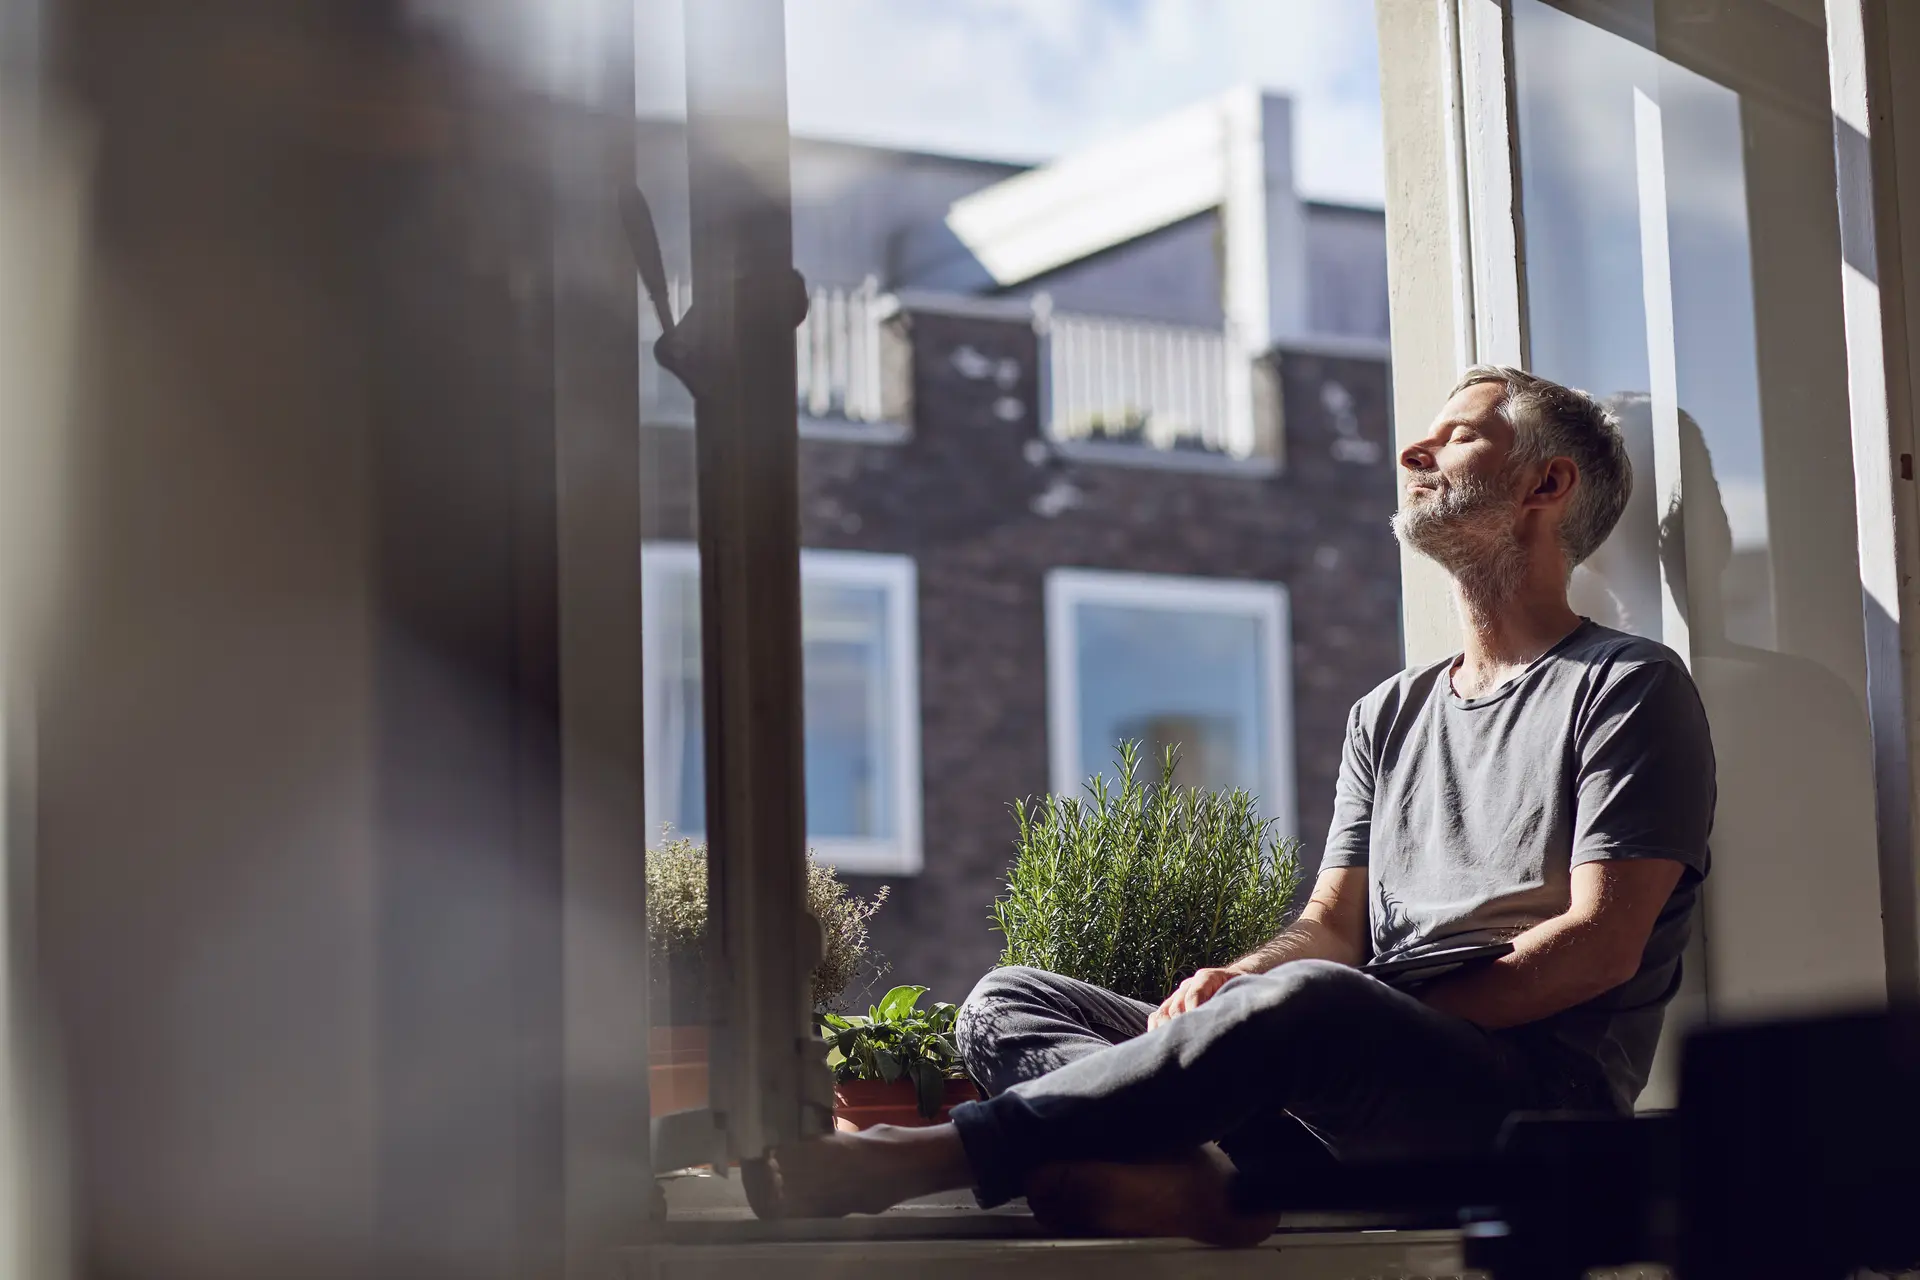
[[1400, 442, 1434, 472]]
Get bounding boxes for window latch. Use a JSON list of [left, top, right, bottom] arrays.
[[620, 186, 811, 405]]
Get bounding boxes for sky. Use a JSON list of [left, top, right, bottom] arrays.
[[630, 0, 1386, 207]]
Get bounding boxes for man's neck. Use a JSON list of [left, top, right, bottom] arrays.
[[1450, 577, 1583, 698]]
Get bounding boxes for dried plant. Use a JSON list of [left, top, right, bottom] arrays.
[[645, 833, 890, 1013], [645, 834, 709, 959], [992, 742, 1303, 1005], [807, 860, 890, 1011]]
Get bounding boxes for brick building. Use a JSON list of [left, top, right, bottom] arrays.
[[638, 93, 1402, 1002]]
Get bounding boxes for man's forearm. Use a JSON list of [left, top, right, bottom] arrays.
[[1419, 859, 1683, 1029], [1230, 913, 1364, 974], [1416, 913, 1635, 1029]]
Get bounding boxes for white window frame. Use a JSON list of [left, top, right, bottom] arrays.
[[1044, 568, 1297, 838], [641, 542, 923, 875]]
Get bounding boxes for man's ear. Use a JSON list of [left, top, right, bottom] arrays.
[[1525, 457, 1579, 509]]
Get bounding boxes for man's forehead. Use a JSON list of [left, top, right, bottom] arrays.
[[1433, 381, 1508, 430]]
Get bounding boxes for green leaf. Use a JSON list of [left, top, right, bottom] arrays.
[[910, 1059, 945, 1119], [873, 1048, 903, 1084], [989, 742, 1304, 1005], [876, 985, 928, 1022]]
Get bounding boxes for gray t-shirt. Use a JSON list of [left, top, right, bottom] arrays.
[[1322, 620, 1715, 1110]]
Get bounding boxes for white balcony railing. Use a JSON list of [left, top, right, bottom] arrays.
[[1047, 312, 1256, 459], [640, 276, 905, 431], [797, 277, 901, 424]]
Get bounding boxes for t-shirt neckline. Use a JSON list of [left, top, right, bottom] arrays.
[[1446, 619, 1595, 709]]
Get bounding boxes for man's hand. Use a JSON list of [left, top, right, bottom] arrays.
[[1145, 868, 1371, 1031], [1148, 966, 1242, 1030]]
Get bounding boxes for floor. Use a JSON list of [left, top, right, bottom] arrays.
[[635, 1171, 1488, 1279]]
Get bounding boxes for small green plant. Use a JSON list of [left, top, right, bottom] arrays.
[[646, 834, 890, 1013], [992, 742, 1303, 1005], [817, 985, 966, 1119]]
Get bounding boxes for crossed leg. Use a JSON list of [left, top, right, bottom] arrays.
[[745, 961, 1556, 1245]]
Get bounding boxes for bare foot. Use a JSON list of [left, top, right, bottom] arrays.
[[742, 1124, 972, 1220], [1024, 1145, 1279, 1248]]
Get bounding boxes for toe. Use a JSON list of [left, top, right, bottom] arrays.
[[741, 1155, 785, 1221]]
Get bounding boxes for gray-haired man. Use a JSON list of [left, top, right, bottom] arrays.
[[744, 367, 1715, 1245]]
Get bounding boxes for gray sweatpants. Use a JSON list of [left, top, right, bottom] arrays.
[[948, 961, 1614, 1208]]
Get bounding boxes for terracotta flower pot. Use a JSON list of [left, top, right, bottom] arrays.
[[649, 1024, 708, 1118], [833, 1078, 979, 1131]]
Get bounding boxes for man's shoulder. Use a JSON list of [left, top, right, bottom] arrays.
[[1344, 623, 1697, 724], [1350, 655, 1455, 723], [1556, 622, 1696, 690]]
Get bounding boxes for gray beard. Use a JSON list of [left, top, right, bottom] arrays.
[[1392, 474, 1527, 616]]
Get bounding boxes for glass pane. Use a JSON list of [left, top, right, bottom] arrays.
[[1513, 0, 1885, 1048], [803, 581, 896, 840], [652, 558, 705, 839], [643, 550, 906, 851], [780, 6, 1400, 1009], [635, 0, 711, 1117], [1517, 0, 1774, 649], [1074, 603, 1271, 797]]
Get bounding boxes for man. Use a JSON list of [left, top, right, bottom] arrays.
[[744, 367, 1715, 1245]]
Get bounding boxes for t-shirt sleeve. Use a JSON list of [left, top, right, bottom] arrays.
[[1320, 700, 1375, 869], [1571, 657, 1715, 877]]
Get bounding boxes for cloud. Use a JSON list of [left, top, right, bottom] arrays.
[[635, 0, 1384, 206], [784, 0, 1384, 204]]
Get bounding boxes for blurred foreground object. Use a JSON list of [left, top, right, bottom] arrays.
[[28, 2, 649, 1277], [0, 65, 89, 1280], [1231, 1007, 1920, 1278]]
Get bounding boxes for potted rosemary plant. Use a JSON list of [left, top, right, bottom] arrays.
[[646, 836, 889, 1117], [992, 742, 1304, 1005]]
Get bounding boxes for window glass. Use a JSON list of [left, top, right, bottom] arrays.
[[802, 579, 897, 840], [643, 545, 921, 873], [1049, 571, 1293, 832], [1512, 0, 1885, 1040]]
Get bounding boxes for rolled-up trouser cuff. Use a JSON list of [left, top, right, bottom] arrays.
[[947, 1097, 1022, 1208]]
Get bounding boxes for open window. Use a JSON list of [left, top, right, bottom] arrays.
[[1376, 0, 1920, 1105]]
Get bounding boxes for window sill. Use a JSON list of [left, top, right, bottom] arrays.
[[800, 416, 911, 445], [642, 412, 911, 446], [1048, 438, 1281, 478], [810, 837, 921, 877], [650, 1170, 1472, 1250]]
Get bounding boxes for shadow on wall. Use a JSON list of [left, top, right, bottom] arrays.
[[1574, 394, 1880, 1015]]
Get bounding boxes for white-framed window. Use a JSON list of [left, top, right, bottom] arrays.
[[1044, 569, 1295, 837], [642, 543, 923, 874]]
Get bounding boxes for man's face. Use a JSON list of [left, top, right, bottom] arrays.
[[1392, 381, 1523, 568]]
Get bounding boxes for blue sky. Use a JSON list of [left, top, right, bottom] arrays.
[[631, 0, 1386, 207]]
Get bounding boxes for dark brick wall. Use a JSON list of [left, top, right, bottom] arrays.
[[641, 307, 1401, 1004]]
